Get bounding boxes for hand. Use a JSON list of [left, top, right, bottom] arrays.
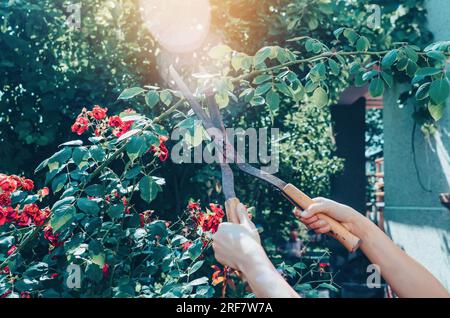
[[294, 197, 363, 236], [212, 203, 262, 271]]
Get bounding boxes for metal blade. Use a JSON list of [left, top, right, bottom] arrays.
[[169, 65, 287, 195], [235, 162, 286, 190], [169, 66, 215, 131], [206, 96, 237, 200]]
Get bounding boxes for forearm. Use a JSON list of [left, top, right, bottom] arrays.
[[240, 246, 300, 298], [353, 215, 449, 298]]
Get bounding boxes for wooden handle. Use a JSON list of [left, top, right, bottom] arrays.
[[282, 184, 361, 253], [225, 197, 241, 224]]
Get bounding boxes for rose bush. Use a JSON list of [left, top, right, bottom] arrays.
[[0, 105, 326, 298]]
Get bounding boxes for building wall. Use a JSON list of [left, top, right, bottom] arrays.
[[383, 0, 450, 291]]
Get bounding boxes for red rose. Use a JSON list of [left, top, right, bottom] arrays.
[[150, 137, 169, 162], [108, 116, 123, 128], [0, 208, 7, 226], [209, 203, 225, 219], [88, 105, 108, 120], [71, 116, 89, 135], [0, 177, 17, 192], [112, 120, 133, 138], [102, 264, 109, 278], [0, 290, 11, 298], [17, 212, 31, 226], [140, 214, 145, 227], [7, 246, 16, 256], [44, 226, 61, 247], [0, 192, 11, 207], [158, 143, 169, 161], [21, 179, 34, 191], [38, 187, 50, 198], [187, 202, 201, 211], [33, 207, 50, 226], [20, 291, 30, 298], [23, 204, 40, 217], [181, 241, 192, 251], [5, 207, 18, 223]]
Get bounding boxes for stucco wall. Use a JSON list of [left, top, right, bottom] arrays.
[[383, 0, 450, 291]]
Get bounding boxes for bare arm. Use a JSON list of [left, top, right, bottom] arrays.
[[297, 198, 449, 298], [212, 204, 299, 298]]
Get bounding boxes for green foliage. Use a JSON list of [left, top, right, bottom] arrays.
[[0, 0, 156, 174]]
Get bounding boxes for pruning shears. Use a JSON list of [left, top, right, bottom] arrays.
[[169, 66, 361, 253]]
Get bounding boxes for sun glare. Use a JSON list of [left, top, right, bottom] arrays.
[[140, 0, 211, 53]]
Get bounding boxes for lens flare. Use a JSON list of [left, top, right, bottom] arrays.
[[140, 0, 211, 53]]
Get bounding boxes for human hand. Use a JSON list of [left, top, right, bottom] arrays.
[[212, 203, 262, 271], [294, 197, 364, 236]]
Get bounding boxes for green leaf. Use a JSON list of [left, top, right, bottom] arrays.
[[51, 204, 76, 233], [255, 82, 272, 96], [77, 198, 100, 215], [118, 87, 145, 100], [72, 147, 89, 167], [160, 90, 173, 106], [148, 220, 167, 238], [369, 77, 385, 97], [311, 42, 322, 53], [381, 49, 398, 69], [47, 147, 72, 170], [24, 262, 48, 279], [356, 36, 370, 52], [34, 158, 49, 174], [415, 67, 441, 77], [381, 71, 393, 88], [89, 146, 106, 162], [253, 74, 272, 85], [215, 92, 229, 109], [318, 283, 339, 292], [266, 89, 280, 112], [311, 87, 328, 107], [343, 29, 359, 44], [428, 103, 446, 121], [250, 95, 265, 106], [415, 83, 431, 100], [145, 90, 159, 108], [124, 166, 141, 179], [429, 79, 450, 104], [328, 59, 340, 75], [426, 51, 446, 62], [333, 27, 344, 39], [187, 240, 203, 260], [85, 263, 102, 283], [254, 47, 272, 65], [189, 260, 204, 275], [59, 140, 83, 147], [362, 70, 378, 82], [51, 173, 67, 193], [107, 203, 125, 218], [188, 277, 208, 287], [139, 176, 160, 203], [126, 135, 147, 160], [84, 184, 104, 197]]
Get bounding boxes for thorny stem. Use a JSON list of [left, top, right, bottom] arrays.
[[231, 49, 435, 83]]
